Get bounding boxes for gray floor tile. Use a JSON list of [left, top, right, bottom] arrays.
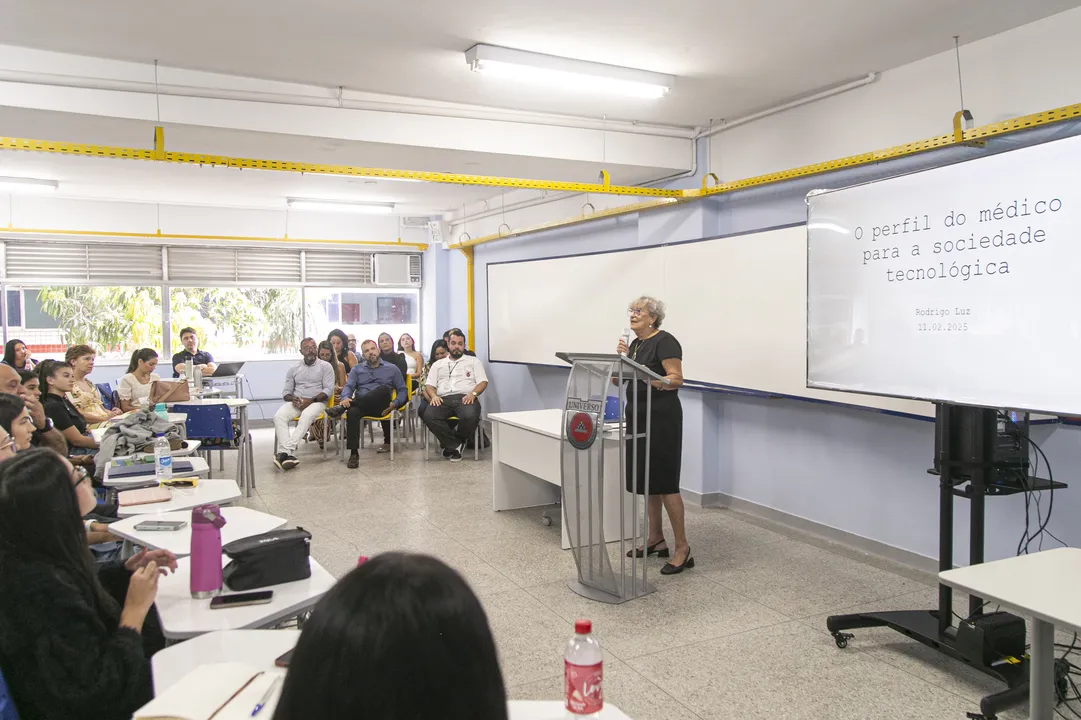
[[701, 539, 928, 619], [628, 621, 981, 720]]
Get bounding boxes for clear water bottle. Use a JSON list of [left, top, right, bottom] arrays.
[[565, 619, 603, 717], [154, 433, 173, 482]]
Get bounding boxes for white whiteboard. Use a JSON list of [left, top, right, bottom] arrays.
[[487, 226, 933, 418], [807, 132, 1081, 416]]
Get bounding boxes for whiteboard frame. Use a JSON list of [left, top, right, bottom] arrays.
[[484, 221, 943, 421]]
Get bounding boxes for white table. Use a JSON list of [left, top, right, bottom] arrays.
[[104, 455, 210, 487], [150, 629, 631, 718], [154, 557, 336, 640], [939, 547, 1081, 720], [107, 507, 287, 558], [91, 412, 189, 443], [116, 479, 242, 518], [490, 409, 633, 550], [171, 398, 255, 499]]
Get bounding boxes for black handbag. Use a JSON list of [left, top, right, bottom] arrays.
[[222, 527, 312, 591]]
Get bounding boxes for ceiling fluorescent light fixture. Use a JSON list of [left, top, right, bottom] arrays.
[[0, 176, 59, 194], [465, 44, 673, 99], [287, 198, 395, 215]]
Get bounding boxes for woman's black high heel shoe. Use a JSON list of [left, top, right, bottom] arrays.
[[660, 547, 694, 575], [626, 539, 669, 558]]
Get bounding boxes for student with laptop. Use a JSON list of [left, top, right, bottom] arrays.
[[171, 327, 217, 378]]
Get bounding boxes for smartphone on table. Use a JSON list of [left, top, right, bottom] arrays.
[[133, 520, 187, 531], [209, 590, 274, 609]]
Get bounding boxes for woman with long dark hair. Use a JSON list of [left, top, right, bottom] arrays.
[[117, 348, 160, 413], [0, 449, 174, 720], [397, 333, 424, 377], [39, 359, 98, 452], [2, 338, 36, 371], [0, 392, 34, 452], [416, 340, 448, 420], [273, 553, 507, 720], [327, 329, 358, 371]]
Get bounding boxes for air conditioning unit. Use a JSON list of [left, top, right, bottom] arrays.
[[373, 253, 422, 287], [401, 216, 433, 228]]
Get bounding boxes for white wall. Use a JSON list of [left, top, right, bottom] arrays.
[[710, 6, 1081, 182]]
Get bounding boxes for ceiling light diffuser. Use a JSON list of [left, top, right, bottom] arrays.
[[0, 176, 59, 194], [465, 44, 673, 99], [287, 198, 395, 215]]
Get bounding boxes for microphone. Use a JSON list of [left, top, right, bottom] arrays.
[[621, 328, 632, 355]]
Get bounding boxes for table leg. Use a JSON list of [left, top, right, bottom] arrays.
[[239, 406, 252, 498], [1030, 618, 1055, 720]]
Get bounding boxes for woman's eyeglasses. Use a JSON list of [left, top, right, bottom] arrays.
[[71, 466, 89, 487], [0, 436, 14, 453], [628, 307, 644, 316]]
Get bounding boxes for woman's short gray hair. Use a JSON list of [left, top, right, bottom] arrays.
[[632, 296, 666, 329]]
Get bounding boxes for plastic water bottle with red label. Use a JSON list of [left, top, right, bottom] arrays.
[[565, 619, 603, 717]]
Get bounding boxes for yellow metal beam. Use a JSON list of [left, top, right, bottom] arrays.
[[0, 227, 428, 250], [458, 246, 476, 350], [0, 134, 683, 198]]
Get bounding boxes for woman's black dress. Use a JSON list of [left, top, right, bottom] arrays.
[[624, 330, 683, 495]]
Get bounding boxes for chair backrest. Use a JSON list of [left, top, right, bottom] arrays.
[[405, 374, 414, 402], [0, 665, 21, 720], [95, 382, 116, 411], [174, 403, 234, 443]]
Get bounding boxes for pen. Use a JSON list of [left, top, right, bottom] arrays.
[[251, 675, 282, 717]]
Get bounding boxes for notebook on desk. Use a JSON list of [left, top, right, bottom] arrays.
[[135, 663, 281, 720], [118, 486, 172, 507], [108, 460, 195, 478]]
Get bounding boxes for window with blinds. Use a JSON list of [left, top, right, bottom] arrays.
[[5, 241, 163, 282], [1, 241, 419, 287]]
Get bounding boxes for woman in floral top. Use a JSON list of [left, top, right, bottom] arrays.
[[64, 345, 121, 429]]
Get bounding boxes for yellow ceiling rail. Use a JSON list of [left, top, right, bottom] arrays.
[[449, 198, 680, 249], [0, 227, 428, 250], [686, 100, 1081, 198], [0, 131, 682, 199]]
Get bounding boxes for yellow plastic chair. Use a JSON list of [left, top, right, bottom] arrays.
[[339, 389, 404, 461]]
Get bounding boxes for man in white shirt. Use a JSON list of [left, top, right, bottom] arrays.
[[422, 329, 488, 461], [273, 337, 334, 471]]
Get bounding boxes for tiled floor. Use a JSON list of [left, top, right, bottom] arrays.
[[215, 426, 1072, 720]]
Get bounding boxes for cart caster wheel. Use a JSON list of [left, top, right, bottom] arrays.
[[833, 632, 853, 649], [542, 516, 552, 526]]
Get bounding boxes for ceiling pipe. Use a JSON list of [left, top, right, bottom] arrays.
[[694, 72, 879, 139], [0, 69, 696, 140]]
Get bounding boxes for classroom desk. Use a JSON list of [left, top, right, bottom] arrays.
[[172, 398, 255, 498], [939, 548, 1081, 720], [154, 557, 335, 640], [490, 409, 634, 550], [103, 455, 210, 487], [115, 479, 241, 518], [150, 629, 632, 718], [107, 507, 287, 558]]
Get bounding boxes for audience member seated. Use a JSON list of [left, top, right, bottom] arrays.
[[328, 329, 358, 371], [272, 553, 507, 720], [347, 333, 358, 354], [273, 338, 334, 472], [117, 348, 161, 413], [442, 327, 477, 357], [65, 345, 121, 428], [171, 326, 217, 379], [327, 339, 407, 469], [377, 332, 409, 454], [1, 338, 37, 372], [40, 360, 99, 456], [305, 341, 346, 449], [417, 340, 449, 420], [0, 449, 177, 720], [398, 333, 424, 377], [423, 330, 488, 461], [0, 363, 66, 455], [0, 394, 34, 453]]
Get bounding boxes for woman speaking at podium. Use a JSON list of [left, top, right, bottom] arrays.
[[617, 296, 693, 575]]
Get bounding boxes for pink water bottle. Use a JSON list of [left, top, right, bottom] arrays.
[[190, 504, 227, 598], [565, 619, 603, 716]]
